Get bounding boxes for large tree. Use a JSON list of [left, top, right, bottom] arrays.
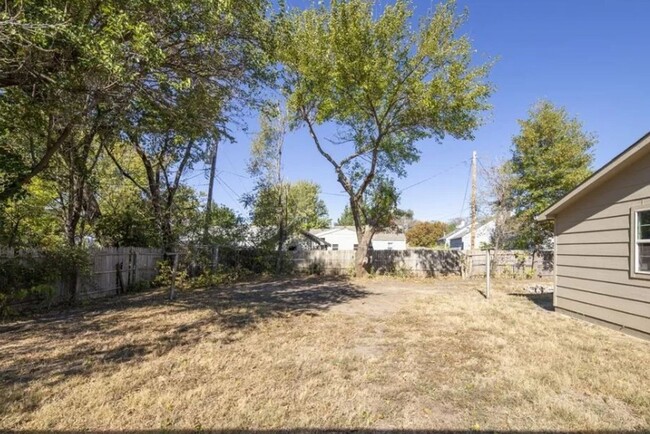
[[0, 0, 272, 208], [277, 0, 492, 275], [509, 101, 596, 250], [252, 181, 330, 233]]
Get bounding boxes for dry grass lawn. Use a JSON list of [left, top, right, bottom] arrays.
[[1, 276, 649, 432]]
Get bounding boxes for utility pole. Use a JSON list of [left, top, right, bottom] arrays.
[[203, 137, 219, 271], [470, 150, 477, 250]]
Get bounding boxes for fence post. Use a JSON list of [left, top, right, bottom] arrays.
[[486, 249, 491, 299]]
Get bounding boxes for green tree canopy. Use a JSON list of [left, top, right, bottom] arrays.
[[1, 0, 272, 206], [509, 100, 596, 249], [406, 221, 448, 248], [336, 205, 355, 226], [277, 0, 492, 275], [252, 181, 330, 234]]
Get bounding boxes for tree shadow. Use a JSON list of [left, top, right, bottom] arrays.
[[0, 429, 642, 434], [369, 249, 462, 277], [509, 292, 554, 311], [0, 276, 369, 389]]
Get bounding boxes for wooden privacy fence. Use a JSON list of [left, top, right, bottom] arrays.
[[290, 249, 464, 277], [288, 249, 553, 278], [0, 246, 163, 303], [85, 247, 162, 299]]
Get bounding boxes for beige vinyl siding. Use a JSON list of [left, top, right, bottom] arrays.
[[554, 148, 650, 337]]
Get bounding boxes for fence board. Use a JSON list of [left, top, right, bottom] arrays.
[[287, 249, 552, 278], [0, 246, 163, 304]]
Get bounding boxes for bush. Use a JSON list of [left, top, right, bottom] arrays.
[[0, 246, 90, 317], [154, 261, 191, 292]]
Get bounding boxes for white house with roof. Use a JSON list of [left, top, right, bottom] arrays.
[[438, 220, 495, 250], [300, 226, 406, 251]]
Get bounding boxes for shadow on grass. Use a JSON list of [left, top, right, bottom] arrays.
[[0, 275, 369, 388], [0, 429, 643, 433], [509, 292, 554, 311]]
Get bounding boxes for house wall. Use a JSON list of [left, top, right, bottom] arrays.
[[460, 221, 495, 249], [316, 228, 406, 251], [319, 229, 358, 250], [554, 148, 650, 338], [372, 240, 406, 251]]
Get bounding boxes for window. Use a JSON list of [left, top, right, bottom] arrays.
[[332, 244, 339, 251], [636, 209, 650, 273], [353, 244, 358, 250], [387, 242, 393, 251]]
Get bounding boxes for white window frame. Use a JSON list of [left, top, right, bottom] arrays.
[[630, 205, 650, 279]]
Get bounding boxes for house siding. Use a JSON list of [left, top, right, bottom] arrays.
[[310, 227, 406, 251], [554, 148, 650, 338]]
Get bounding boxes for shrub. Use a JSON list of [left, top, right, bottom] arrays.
[[0, 245, 90, 317]]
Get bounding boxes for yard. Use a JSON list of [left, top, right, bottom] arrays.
[[1, 276, 649, 432]]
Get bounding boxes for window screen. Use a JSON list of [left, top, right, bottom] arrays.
[[637, 210, 650, 272]]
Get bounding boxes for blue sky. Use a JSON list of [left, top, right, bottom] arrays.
[[191, 0, 650, 224]]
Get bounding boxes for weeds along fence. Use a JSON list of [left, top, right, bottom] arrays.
[[465, 249, 554, 278], [0, 247, 162, 310], [288, 249, 553, 278]]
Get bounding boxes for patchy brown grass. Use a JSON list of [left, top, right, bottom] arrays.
[[0, 276, 649, 432]]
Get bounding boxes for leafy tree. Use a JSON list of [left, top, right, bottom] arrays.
[[394, 209, 415, 233], [1, 0, 272, 207], [336, 205, 355, 226], [0, 0, 162, 200], [277, 0, 492, 275], [337, 205, 412, 230], [252, 181, 330, 235], [406, 221, 448, 248], [245, 105, 289, 260], [509, 100, 596, 250], [0, 178, 61, 247]]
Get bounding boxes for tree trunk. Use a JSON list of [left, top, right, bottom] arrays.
[[275, 184, 288, 273], [203, 137, 219, 244], [354, 226, 375, 277]]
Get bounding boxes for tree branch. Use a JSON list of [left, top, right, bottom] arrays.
[[103, 142, 150, 197], [0, 119, 75, 202]]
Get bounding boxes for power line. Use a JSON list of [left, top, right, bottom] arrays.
[[219, 170, 251, 179], [214, 178, 238, 203], [459, 158, 472, 218], [399, 159, 470, 193], [476, 157, 491, 177], [215, 175, 242, 201]]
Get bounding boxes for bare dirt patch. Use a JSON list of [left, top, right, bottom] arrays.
[[0, 276, 648, 432]]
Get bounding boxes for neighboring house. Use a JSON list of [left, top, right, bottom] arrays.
[[438, 220, 495, 250], [537, 132, 650, 340], [302, 226, 406, 251]]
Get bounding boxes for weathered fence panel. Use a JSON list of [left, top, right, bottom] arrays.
[[465, 249, 553, 278], [288, 249, 553, 278], [0, 247, 163, 304], [82, 247, 162, 299]]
